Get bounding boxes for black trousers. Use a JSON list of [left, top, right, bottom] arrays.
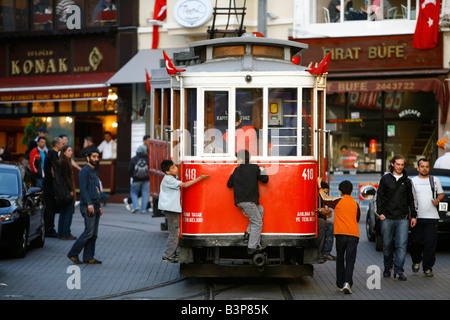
[[335, 234, 359, 288], [410, 218, 439, 272]]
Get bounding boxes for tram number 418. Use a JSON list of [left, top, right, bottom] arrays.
[[185, 168, 197, 180], [302, 168, 314, 180]]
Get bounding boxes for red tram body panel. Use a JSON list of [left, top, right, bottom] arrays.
[[180, 162, 317, 236]]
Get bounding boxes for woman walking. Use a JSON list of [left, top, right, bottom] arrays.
[[58, 144, 77, 240]]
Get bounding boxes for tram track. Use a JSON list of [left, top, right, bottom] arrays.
[[91, 276, 296, 300]]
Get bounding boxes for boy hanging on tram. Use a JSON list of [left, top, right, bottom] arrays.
[[227, 150, 269, 255]]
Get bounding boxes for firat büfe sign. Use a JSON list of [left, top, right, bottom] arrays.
[[291, 34, 443, 72]]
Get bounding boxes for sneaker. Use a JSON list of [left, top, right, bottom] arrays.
[[83, 258, 102, 264], [336, 286, 344, 292], [412, 263, 420, 273], [67, 255, 83, 265], [424, 269, 434, 277], [383, 268, 392, 277], [131, 208, 140, 214], [123, 198, 131, 211], [322, 254, 336, 261], [162, 255, 179, 263], [343, 282, 352, 294], [394, 273, 407, 281]]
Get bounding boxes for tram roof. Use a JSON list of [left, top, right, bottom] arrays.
[[185, 35, 310, 73]]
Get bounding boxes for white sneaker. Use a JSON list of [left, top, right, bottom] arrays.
[[123, 198, 131, 211], [343, 282, 352, 294]]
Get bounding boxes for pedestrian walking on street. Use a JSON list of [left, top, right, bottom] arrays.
[[376, 154, 417, 281], [317, 177, 360, 294], [227, 150, 269, 255], [67, 148, 103, 265], [410, 158, 444, 277], [158, 160, 210, 263], [57, 145, 77, 240], [43, 137, 62, 238], [128, 145, 150, 214]]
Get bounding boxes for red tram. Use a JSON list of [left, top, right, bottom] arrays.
[[149, 34, 328, 278]]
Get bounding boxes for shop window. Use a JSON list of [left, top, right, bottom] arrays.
[[90, 99, 104, 112], [88, 0, 117, 26], [302, 88, 313, 156], [74, 100, 88, 112], [59, 100, 72, 113], [33, 0, 53, 30], [184, 88, 197, 157], [0, 103, 13, 114], [15, 102, 28, 114], [32, 101, 55, 113], [321, 0, 414, 23], [268, 88, 298, 157]]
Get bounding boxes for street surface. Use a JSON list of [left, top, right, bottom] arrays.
[[1, 203, 449, 303]]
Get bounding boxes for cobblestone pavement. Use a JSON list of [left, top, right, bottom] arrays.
[[0, 203, 449, 301]]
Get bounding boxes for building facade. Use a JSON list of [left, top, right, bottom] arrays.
[[0, 0, 139, 193]]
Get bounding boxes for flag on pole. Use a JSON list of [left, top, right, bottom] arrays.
[[412, 0, 441, 49], [145, 69, 151, 93], [307, 52, 331, 75], [163, 50, 186, 75], [152, 0, 167, 49]]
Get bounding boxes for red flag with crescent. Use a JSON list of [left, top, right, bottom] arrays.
[[145, 69, 151, 93], [163, 50, 186, 75], [307, 52, 331, 75]]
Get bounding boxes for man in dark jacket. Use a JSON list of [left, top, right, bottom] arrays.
[[227, 150, 268, 254], [376, 154, 417, 281]]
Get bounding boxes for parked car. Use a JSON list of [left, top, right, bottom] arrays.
[[0, 162, 45, 257], [366, 168, 450, 251]]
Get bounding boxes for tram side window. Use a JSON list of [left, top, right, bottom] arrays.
[[268, 88, 298, 157], [204, 91, 228, 154], [235, 88, 263, 157], [185, 88, 197, 156], [302, 88, 313, 156]]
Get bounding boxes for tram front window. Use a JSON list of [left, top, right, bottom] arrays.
[[269, 88, 298, 156], [204, 90, 229, 154]]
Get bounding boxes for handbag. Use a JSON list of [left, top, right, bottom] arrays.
[[53, 165, 73, 206]]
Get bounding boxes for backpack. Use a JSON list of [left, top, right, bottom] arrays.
[[133, 157, 149, 180]]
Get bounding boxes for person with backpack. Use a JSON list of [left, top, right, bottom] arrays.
[[128, 145, 150, 213], [410, 158, 444, 277]]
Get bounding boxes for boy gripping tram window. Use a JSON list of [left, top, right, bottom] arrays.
[[317, 177, 361, 294], [159, 160, 210, 263], [227, 150, 269, 255]]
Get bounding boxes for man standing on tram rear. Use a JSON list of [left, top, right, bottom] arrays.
[[227, 149, 269, 255]]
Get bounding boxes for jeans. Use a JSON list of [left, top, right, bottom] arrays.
[[68, 204, 101, 261], [323, 221, 334, 255], [410, 218, 439, 272], [163, 211, 180, 259], [381, 218, 409, 275], [58, 202, 74, 237], [130, 180, 150, 212], [335, 235, 359, 288], [237, 202, 264, 249]]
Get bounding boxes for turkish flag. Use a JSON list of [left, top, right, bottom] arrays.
[[163, 50, 186, 75], [152, 0, 167, 50], [307, 52, 331, 75], [412, 0, 441, 49], [145, 69, 151, 93]]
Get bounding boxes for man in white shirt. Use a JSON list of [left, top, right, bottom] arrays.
[[97, 131, 116, 159], [411, 158, 444, 277], [434, 141, 450, 169]]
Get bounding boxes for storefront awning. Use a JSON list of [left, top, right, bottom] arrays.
[[327, 78, 450, 124], [0, 72, 114, 104], [107, 48, 185, 84]]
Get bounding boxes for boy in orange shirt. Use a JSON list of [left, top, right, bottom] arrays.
[[317, 177, 361, 294]]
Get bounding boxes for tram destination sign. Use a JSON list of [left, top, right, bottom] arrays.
[[292, 34, 442, 72]]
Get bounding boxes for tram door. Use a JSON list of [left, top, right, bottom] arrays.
[[172, 89, 181, 164]]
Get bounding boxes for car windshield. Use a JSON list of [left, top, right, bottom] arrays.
[[435, 176, 450, 189], [0, 169, 20, 196]]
